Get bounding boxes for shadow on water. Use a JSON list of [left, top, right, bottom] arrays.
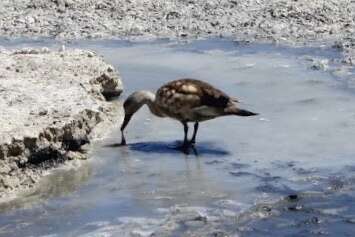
[[1, 38, 355, 237], [103, 141, 230, 157]]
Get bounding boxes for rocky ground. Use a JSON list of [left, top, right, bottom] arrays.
[[0, 0, 354, 64], [0, 48, 123, 198]]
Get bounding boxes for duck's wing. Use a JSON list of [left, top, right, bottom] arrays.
[[180, 79, 234, 108], [156, 78, 236, 110]]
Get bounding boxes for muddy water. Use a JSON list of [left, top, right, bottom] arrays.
[[1, 39, 355, 236]]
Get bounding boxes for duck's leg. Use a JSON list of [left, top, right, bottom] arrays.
[[181, 121, 190, 153], [182, 121, 189, 145], [190, 122, 199, 145]]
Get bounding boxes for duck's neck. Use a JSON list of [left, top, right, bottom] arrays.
[[121, 90, 161, 145], [136, 91, 161, 117], [123, 90, 156, 114], [121, 90, 162, 133]]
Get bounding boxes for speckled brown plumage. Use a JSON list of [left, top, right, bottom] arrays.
[[155, 79, 237, 122], [157, 79, 227, 106], [120, 78, 258, 152]]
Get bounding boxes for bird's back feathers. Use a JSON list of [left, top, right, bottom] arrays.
[[156, 79, 233, 109], [155, 78, 252, 121]]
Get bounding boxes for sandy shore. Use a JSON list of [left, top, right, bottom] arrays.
[[0, 48, 123, 197]]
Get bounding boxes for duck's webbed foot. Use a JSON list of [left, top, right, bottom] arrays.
[[179, 121, 198, 155], [179, 141, 198, 155], [180, 141, 190, 154]]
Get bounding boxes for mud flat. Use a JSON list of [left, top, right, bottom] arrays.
[[0, 48, 123, 198], [0, 0, 354, 65]]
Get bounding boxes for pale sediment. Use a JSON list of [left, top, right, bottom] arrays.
[[0, 48, 123, 197], [0, 0, 354, 65]]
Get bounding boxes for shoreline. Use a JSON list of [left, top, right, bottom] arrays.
[[0, 0, 353, 65], [0, 47, 123, 199]]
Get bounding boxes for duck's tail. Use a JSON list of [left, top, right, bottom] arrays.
[[234, 109, 258, 116], [225, 106, 258, 116]]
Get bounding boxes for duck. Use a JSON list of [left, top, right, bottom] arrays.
[[120, 78, 258, 152]]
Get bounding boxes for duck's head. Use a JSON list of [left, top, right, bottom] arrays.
[[120, 90, 156, 145]]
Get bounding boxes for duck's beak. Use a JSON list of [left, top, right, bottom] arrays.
[[120, 113, 132, 145]]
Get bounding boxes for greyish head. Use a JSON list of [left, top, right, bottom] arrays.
[[120, 90, 156, 145]]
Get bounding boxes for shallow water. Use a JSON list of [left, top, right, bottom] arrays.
[[1, 39, 355, 236]]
